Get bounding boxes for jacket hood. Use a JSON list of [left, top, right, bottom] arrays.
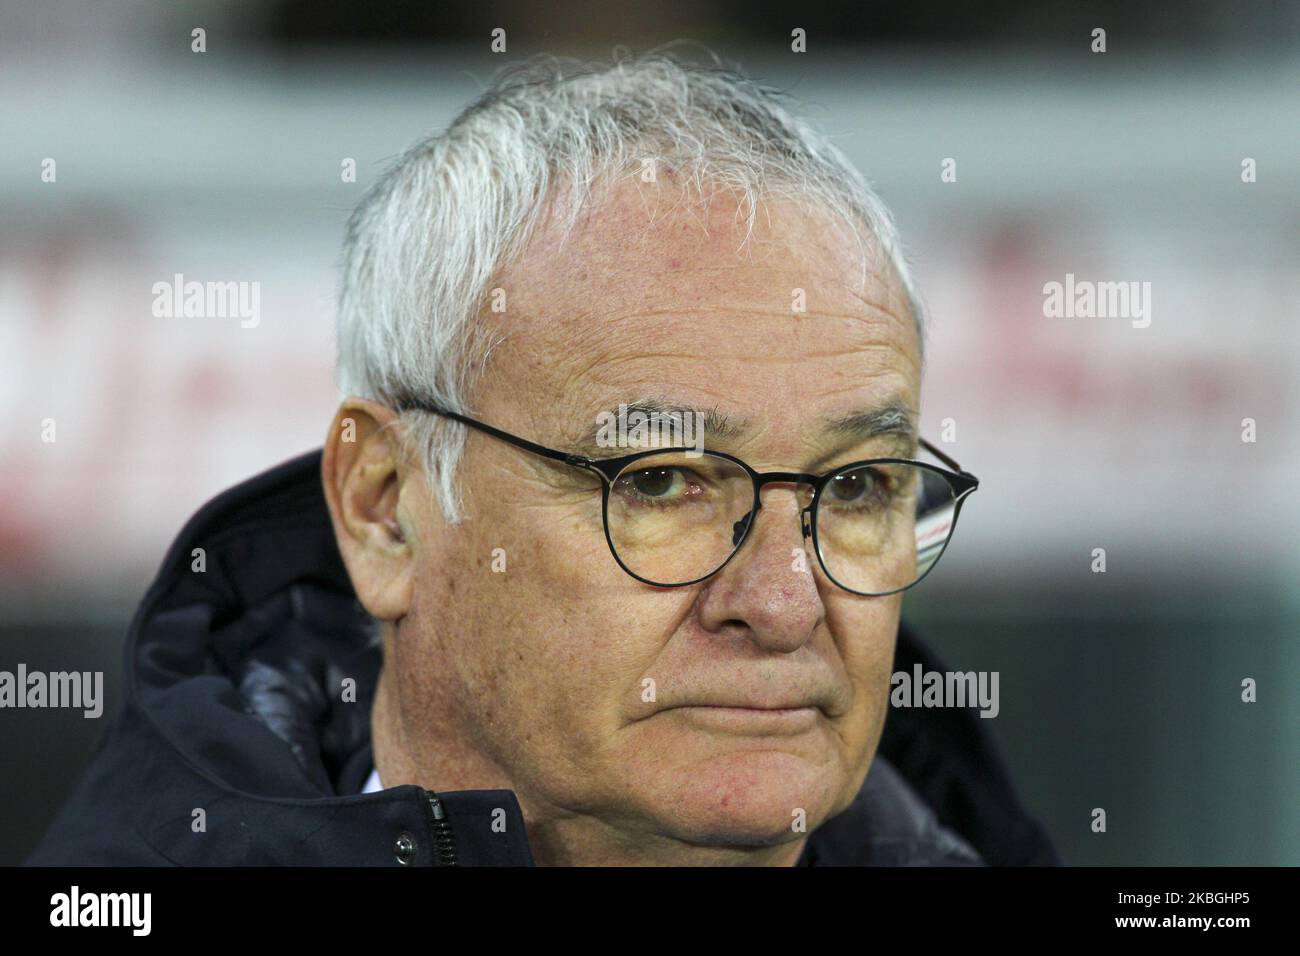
[[28, 451, 1059, 866]]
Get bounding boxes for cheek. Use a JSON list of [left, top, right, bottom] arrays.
[[420, 492, 681, 757], [827, 592, 901, 733]]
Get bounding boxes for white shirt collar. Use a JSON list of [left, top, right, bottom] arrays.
[[361, 767, 384, 794]]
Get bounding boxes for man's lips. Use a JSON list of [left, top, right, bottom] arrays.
[[662, 701, 823, 713], [640, 684, 847, 720], [631, 669, 851, 722], [653, 688, 838, 714], [659, 703, 823, 733]]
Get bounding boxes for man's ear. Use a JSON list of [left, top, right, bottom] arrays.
[[321, 399, 425, 622]]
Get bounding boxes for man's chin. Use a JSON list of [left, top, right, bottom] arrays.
[[637, 748, 848, 848]]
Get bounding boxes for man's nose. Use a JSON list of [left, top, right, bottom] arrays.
[[695, 489, 823, 654]]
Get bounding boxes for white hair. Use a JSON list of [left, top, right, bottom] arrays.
[[336, 52, 925, 521]]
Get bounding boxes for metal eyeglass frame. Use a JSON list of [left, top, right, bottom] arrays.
[[395, 398, 980, 597]]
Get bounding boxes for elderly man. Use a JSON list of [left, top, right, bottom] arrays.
[[28, 55, 1057, 866]]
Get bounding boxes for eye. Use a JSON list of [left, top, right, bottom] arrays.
[[618, 467, 688, 503], [827, 468, 884, 507]]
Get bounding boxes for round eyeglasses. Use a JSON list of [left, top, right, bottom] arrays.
[[394, 399, 978, 596]]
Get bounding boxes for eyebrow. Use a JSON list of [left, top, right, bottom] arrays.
[[565, 397, 917, 460], [810, 400, 918, 468], [563, 399, 743, 457], [823, 401, 917, 444]]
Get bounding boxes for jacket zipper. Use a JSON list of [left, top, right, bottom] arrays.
[[423, 790, 458, 866]]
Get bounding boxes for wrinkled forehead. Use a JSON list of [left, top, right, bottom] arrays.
[[503, 177, 914, 326], [480, 178, 922, 442]]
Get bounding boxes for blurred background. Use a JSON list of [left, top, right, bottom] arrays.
[[1, 0, 1297, 866]]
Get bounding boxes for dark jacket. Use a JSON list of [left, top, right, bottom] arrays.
[[26, 451, 1059, 866]]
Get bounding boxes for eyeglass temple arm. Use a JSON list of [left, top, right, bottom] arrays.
[[919, 437, 973, 477], [395, 397, 595, 469]]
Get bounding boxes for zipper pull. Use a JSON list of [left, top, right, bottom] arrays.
[[425, 791, 458, 866]]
